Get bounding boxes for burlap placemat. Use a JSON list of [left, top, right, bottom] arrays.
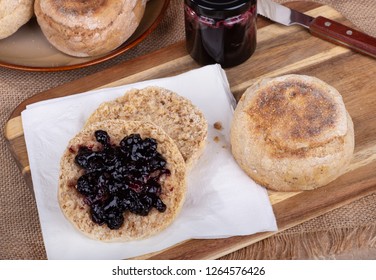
[[1, 0, 375, 260]]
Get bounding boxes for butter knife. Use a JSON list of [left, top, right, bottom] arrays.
[[257, 0, 376, 58]]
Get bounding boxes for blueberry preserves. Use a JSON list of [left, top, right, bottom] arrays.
[[184, 0, 257, 68], [74, 130, 169, 230]]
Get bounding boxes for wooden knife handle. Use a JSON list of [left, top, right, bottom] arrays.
[[309, 16, 376, 59]]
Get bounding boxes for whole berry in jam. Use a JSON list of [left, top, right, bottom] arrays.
[[74, 131, 169, 230], [95, 130, 110, 147]]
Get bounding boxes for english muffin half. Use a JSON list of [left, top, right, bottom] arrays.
[[231, 75, 355, 192], [59, 120, 186, 241], [86, 86, 208, 169]]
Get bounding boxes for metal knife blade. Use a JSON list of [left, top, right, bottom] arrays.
[[257, 0, 376, 59]]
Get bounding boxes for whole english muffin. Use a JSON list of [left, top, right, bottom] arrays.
[[59, 120, 186, 241], [0, 0, 34, 40], [86, 86, 208, 169], [34, 0, 146, 57], [231, 75, 355, 192]]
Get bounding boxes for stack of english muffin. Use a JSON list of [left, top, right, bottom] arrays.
[[0, 0, 147, 57], [59, 86, 208, 241]]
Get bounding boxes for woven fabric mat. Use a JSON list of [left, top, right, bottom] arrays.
[[1, 0, 375, 260]]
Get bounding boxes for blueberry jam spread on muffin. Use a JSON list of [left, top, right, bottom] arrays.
[[74, 130, 170, 230]]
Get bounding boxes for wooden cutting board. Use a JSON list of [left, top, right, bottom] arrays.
[[5, 2, 376, 259]]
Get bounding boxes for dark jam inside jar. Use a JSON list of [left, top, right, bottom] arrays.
[[185, 0, 257, 68]]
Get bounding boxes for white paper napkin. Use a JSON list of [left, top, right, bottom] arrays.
[[22, 64, 277, 260]]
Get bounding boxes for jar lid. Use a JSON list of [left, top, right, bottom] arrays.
[[186, 0, 254, 19]]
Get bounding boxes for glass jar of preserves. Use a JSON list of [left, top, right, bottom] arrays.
[[184, 0, 257, 68]]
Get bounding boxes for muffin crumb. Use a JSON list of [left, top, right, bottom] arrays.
[[213, 121, 223, 131]]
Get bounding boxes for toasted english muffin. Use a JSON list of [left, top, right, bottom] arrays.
[[85, 86, 208, 169], [230, 74, 355, 192], [59, 120, 186, 241]]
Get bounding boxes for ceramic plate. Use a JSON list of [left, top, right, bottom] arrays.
[[0, 0, 170, 71]]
